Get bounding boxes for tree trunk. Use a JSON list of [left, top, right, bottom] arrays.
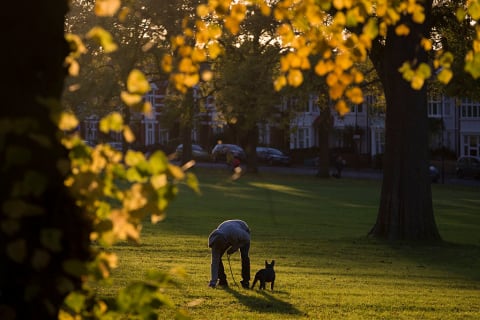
[[1, 2, 92, 318], [316, 105, 333, 178], [369, 1, 441, 241]]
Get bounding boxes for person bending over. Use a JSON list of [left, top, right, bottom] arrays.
[[208, 219, 251, 288]]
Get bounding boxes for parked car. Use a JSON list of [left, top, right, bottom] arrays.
[[175, 144, 210, 162], [455, 156, 480, 179], [256, 147, 292, 166], [211, 144, 246, 162]]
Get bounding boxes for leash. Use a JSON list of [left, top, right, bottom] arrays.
[[227, 254, 239, 287]]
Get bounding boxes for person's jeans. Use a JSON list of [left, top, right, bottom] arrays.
[[240, 242, 250, 284]]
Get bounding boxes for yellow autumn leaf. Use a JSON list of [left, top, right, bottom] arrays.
[[58, 112, 79, 131], [259, 3, 271, 16], [421, 38, 432, 51], [151, 212, 166, 224], [329, 83, 345, 100], [315, 60, 330, 76], [352, 69, 364, 83], [437, 68, 453, 84], [123, 126, 135, 143], [208, 24, 223, 39], [179, 58, 197, 73], [225, 16, 240, 35], [67, 58, 80, 77], [326, 72, 338, 87], [411, 75, 425, 90], [287, 69, 304, 87], [150, 174, 167, 189], [274, 75, 287, 91], [161, 54, 173, 73], [346, 87, 364, 104], [168, 164, 185, 180], [197, 4, 210, 17], [110, 209, 141, 241], [127, 69, 150, 95], [184, 73, 200, 88], [395, 24, 410, 36], [118, 6, 130, 22], [335, 100, 350, 116], [94, 0, 121, 17], [231, 4, 247, 21], [86, 27, 118, 53], [191, 48, 207, 62], [288, 53, 302, 69], [121, 91, 143, 107], [336, 54, 353, 70], [201, 70, 213, 81], [207, 41, 223, 59]]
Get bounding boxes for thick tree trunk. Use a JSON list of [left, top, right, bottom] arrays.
[[1, 2, 92, 318], [369, 1, 441, 241]]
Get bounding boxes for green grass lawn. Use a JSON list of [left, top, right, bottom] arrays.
[[103, 168, 480, 319]]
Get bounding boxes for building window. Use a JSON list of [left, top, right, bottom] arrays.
[[375, 130, 385, 154], [85, 121, 98, 142], [145, 122, 155, 145], [428, 96, 442, 117], [294, 127, 310, 148], [462, 135, 480, 156], [159, 129, 169, 145], [460, 99, 480, 119]]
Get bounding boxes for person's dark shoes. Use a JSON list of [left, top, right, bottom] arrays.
[[240, 280, 249, 289], [218, 280, 228, 287]]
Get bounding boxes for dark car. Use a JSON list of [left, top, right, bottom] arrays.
[[211, 144, 246, 162], [175, 144, 210, 162], [455, 156, 480, 179], [256, 147, 292, 166]]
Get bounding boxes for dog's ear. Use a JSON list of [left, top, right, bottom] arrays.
[[264, 260, 268, 267], [271, 260, 275, 266]]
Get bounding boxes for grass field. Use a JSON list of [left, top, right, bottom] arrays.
[[102, 167, 480, 319]]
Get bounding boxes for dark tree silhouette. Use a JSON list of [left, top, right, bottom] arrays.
[[1, 2, 92, 318]]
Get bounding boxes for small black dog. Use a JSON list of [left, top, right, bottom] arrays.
[[251, 260, 275, 290]]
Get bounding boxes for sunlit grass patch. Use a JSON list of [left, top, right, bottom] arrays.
[[100, 168, 480, 319]]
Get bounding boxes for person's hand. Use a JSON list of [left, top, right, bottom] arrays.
[[227, 247, 237, 255]]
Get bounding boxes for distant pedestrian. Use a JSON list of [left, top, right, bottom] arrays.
[[334, 155, 345, 178]]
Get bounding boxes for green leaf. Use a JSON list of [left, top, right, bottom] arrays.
[[99, 112, 124, 133], [465, 52, 480, 79], [64, 291, 86, 314], [468, 0, 480, 20], [63, 259, 88, 277], [456, 7, 466, 22], [125, 150, 145, 167], [363, 18, 378, 39], [40, 228, 63, 252], [126, 167, 144, 182], [185, 172, 200, 194], [148, 151, 169, 174], [23, 170, 48, 197], [6, 239, 26, 263], [417, 63, 431, 79]]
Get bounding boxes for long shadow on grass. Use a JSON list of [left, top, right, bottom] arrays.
[[223, 287, 303, 315]]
